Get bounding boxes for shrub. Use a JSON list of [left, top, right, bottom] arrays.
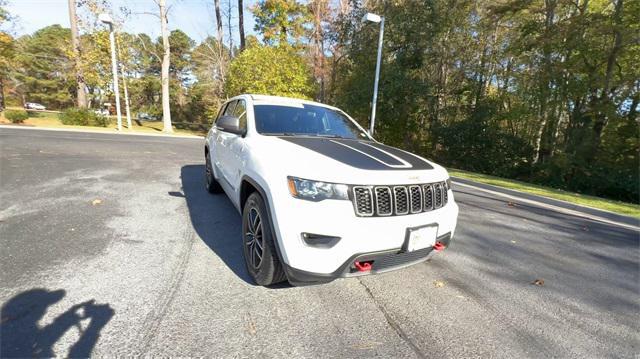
[[5, 110, 29, 123], [59, 108, 109, 127]]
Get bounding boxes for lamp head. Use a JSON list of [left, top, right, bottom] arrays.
[[98, 13, 113, 25]]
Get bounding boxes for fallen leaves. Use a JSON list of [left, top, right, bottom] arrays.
[[507, 201, 517, 207], [433, 280, 445, 288], [91, 199, 103, 206], [532, 279, 545, 286]]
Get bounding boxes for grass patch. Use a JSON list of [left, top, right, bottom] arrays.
[[1, 107, 204, 137], [449, 169, 640, 218]]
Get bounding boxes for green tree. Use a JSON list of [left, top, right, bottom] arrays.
[[225, 44, 315, 99], [252, 0, 310, 46], [329, 0, 639, 201], [12, 25, 74, 109], [0, 0, 14, 109]]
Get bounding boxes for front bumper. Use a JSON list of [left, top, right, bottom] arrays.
[[268, 186, 459, 281], [283, 232, 452, 285]]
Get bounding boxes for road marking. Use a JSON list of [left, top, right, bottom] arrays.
[[453, 180, 639, 232]]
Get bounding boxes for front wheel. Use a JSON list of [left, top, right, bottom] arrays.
[[242, 192, 286, 286]]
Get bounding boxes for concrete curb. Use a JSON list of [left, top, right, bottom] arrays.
[[452, 177, 639, 231], [0, 124, 204, 139]]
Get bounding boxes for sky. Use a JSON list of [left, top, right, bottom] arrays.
[[6, 0, 256, 44]]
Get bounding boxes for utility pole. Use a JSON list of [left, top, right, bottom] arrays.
[[116, 36, 133, 129], [99, 13, 122, 131], [362, 13, 384, 136]]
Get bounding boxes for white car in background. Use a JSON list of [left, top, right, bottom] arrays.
[[205, 94, 459, 286], [94, 109, 110, 116], [24, 102, 46, 111]]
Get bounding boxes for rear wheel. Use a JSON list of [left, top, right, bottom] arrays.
[[205, 151, 223, 194], [242, 192, 286, 286]]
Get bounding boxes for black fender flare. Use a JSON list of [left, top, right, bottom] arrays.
[[240, 175, 287, 267]]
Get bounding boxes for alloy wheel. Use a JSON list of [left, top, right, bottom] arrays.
[[245, 207, 264, 269]]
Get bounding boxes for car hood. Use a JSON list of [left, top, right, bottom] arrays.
[[252, 135, 449, 185]]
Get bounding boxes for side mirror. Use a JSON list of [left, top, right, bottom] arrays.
[[216, 115, 246, 136]]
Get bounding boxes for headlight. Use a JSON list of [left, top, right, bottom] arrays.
[[445, 177, 452, 190], [287, 177, 349, 201]]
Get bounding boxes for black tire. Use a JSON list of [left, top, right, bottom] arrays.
[[242, 192, 287, 286], [205, 151, 223, 194]]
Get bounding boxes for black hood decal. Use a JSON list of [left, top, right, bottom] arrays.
[[279, 137, 433, 171]]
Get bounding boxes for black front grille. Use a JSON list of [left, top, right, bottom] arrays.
[[352, 181, 449, 217], [423, 184, 433, 210], [375, 187, 392, 216], [353, 187, 373, 216], [409, 185, 422, 213], [393, 186, 409, 215], [434, 183, 443, 208]]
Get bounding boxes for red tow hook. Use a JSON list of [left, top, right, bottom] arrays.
[[354, 261, 373, 272], [433, 241, 446, 252]]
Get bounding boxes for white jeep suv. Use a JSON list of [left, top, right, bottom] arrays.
[[205, 94, 459, 286]]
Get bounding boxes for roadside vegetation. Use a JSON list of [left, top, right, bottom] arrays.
[[0, 0, 637, 204], [0, 108, 204, 136], [450, 169, 640, 218], [4, 109, 28, 123], [59, 108, 110, 127]]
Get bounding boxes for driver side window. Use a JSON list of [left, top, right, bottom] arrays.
[[232, 100, 247, 131], [223, 101, 237, 116]]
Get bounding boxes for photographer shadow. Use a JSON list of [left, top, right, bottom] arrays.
[[0, 288, 114, 358]]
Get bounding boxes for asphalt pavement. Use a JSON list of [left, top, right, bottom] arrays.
[[1, 127, 638, 358]]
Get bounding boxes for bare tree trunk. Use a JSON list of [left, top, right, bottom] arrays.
[[68, 0, 87, 108], [533, 0, 557, 164], [311, 0, 326, 101], [238, 0, 245, 51], [593, 0, 623, 140], [214, 0, 223, 46], [226, 0, 234, 56], [158, 0, 172, 133], [0, 76, 5, 110]]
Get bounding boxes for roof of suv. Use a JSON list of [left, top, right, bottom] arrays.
[[246, 94, 337, 110]]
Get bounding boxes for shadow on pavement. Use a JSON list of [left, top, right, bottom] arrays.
[[179, 164, 254, 284], [0, 288, 114, 358]]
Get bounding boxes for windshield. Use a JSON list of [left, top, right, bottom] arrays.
[[254, 104, 370, 140]]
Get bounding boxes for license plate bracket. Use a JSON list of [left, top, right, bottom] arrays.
[[403, 224, 438, 252]]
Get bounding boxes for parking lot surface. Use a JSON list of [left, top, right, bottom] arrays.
[[1, 127, 638, 358]]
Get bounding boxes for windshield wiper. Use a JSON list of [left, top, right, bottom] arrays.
[[261, 132, 300, 136], [314, 134, 345, 139]]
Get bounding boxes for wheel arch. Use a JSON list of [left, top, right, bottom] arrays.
[[240, 175, 287, 266]]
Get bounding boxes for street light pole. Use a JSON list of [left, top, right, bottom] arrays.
[[116, 38, 133, 129], [99, 14, 122, 131], [362, 13, 384, 136]]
